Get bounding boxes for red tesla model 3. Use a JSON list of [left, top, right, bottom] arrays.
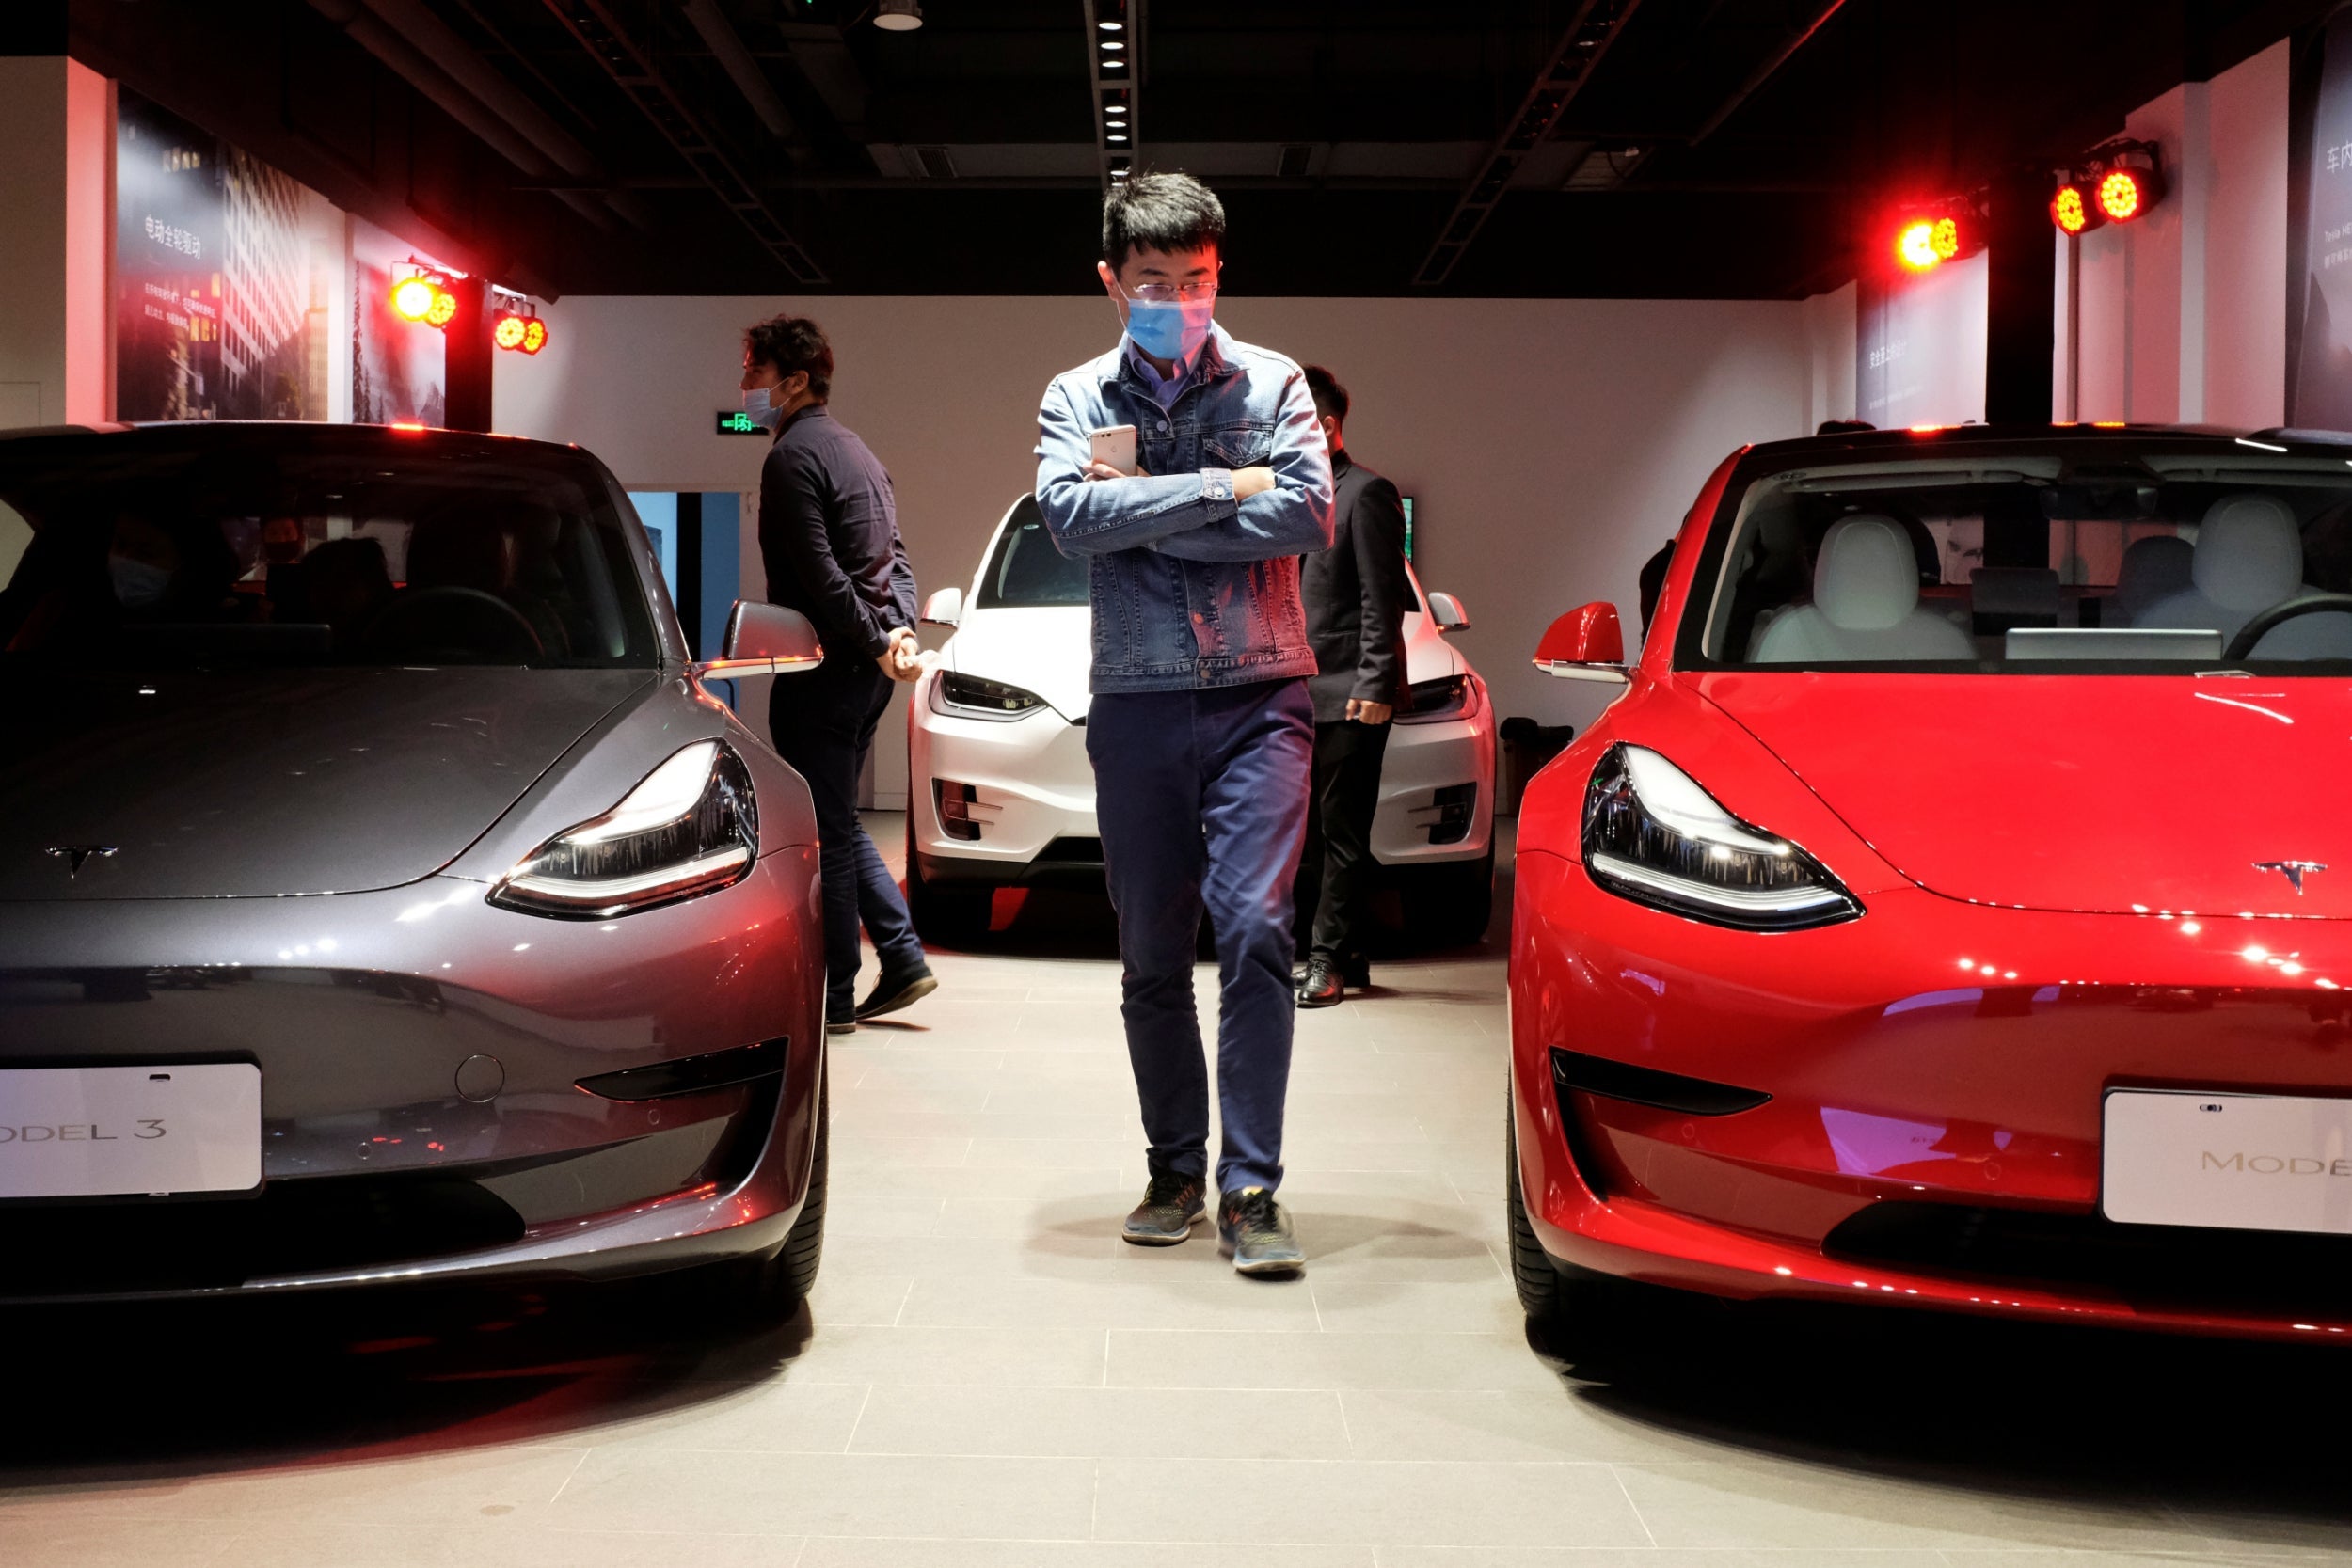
[[1509, 423, 2352, 1342]]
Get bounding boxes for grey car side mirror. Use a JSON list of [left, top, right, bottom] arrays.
[[922, 586, 964, 627], [698, 600, 824, 676], [1427, 591, 1471, 633]]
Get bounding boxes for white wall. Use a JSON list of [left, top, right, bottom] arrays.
[[2063, 40, 2289, 426], [0, 57, 111, 429], [497, 293, 1819, 788]]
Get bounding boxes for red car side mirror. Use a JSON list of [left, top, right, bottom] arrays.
[[1533, 602, 1628, 683]]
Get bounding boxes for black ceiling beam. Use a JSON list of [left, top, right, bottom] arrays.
[[1411, 0, 1644, 288], [1686, 0, 1849, 147], [537, 0, 827, 285]]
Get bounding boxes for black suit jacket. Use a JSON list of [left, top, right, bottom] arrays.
[[1300, 450, 1409, 723]]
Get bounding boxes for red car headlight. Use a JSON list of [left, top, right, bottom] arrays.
[[1581, 744, 1860, 932], [490, 740, 759, 919]]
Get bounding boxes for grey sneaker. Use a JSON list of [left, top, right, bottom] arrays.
[[1121, 1163, 1206, 1246], [1217, 1186, 1305, 1275]]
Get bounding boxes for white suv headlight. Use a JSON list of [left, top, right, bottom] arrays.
[[490, 740, 758, 919], [1581, 744, 1860, 931]]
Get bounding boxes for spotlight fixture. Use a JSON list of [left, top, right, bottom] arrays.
[[390, 266, 462, 328], [1895, 220, 1940, 272], [1890, 198, 1983, 274], [2049, 141, 2164, 235], [2096, 148, 2164, 221], [491, 299, 549, 355], [389, 275, 440, 323], [2051, 180, 2100, 236], [874, 0, 922, 29]]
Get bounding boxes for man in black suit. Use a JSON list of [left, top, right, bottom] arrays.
[[1293, 365, 1409, 1008]]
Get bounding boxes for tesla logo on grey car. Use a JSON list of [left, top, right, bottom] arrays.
[[44, 846, 118, 879], [2253, 860, 2328, 895]]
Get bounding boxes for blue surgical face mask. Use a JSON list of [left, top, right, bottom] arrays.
[[109, 554, 171, 609], [740, 385, 786, 433], [1120, 293, 1216, 364]]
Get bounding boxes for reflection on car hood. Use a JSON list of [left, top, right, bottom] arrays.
[[0, 668, 653, 899], [1693, 673, 2352, 919], [944, 607, 1459, 723]]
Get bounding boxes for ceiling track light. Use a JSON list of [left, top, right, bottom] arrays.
[[874, 0, 922, 30]]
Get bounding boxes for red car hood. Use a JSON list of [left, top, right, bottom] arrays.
[[1691, 673, 2352, 920]]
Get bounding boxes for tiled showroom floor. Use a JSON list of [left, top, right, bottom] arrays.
[[6, 816, 2352, 1566]]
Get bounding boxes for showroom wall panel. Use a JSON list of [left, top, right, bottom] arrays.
[[498, 293, 1820, 799]]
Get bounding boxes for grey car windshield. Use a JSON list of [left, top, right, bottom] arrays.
[[0, 428, 658, 669], [1684, 439, 2352, 672]]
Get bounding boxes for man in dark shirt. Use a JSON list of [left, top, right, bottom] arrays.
[[742, 313, 935, 1034], [1292, 365, 1408, 1008]]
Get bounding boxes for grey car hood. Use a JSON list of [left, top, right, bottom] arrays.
[[0, 668, 653, 900]]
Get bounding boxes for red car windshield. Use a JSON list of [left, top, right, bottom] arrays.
[[1680, 437, 2352, 672]]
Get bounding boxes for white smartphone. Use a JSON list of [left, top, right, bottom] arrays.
[[1089, 423, 1138, 475]]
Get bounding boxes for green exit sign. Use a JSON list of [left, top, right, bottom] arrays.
[[715, 410, 767, 436]]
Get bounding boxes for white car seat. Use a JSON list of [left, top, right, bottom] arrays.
[[1751, 515, 1977, 663], [2134, 493, 2352, 657]]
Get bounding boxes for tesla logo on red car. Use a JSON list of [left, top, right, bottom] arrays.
[[2253, 860, 2328, 895]]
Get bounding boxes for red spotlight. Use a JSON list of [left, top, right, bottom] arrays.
[[1930, 215, 1962, 261], [2097, 166, 2146, 222], [520, 318, 548, 355], [389, 276, 438, 323], [423, 286, 458, 328], [1895, 219, 1941, 272], [492, 311, 528, 351], [2051, 181, 2099, 236]]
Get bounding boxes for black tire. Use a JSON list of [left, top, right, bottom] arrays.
[[1505, 1081, 1570, 1323], [1414, 844, 1497, 947], [905, 816, 992, 944], [723, 1056, 829, 1323], [776, 1056, 830, 1300]]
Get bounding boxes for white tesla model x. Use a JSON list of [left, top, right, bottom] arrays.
[[905, 495, 1496, 944]]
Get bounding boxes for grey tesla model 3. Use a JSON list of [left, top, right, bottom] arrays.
[[0, 421, 831, 1312]]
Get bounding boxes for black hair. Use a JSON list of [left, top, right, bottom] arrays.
[[1101, 171, 1227, 272], [743, 313, 834, 401], [1816, 419, 1875, 435], [1302, 364, 1349, 428]]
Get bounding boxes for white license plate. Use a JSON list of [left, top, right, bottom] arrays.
[[0, 1064, 262, 1199], [2104, 1089, 2352, 1234]]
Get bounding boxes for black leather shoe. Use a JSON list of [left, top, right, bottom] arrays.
[[855, 964, 937, 1021], [1295, 957, 1343, 1008], [1340, 954, 1371, 989]]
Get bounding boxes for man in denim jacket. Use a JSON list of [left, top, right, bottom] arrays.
[[1035, 173, 1334, 1275]]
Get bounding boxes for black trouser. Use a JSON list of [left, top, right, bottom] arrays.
[[1294, 718, 1390, 964], [769, 659, 926, 1017]]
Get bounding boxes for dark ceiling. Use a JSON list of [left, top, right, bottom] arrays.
[[63, 0, 2337, 300]]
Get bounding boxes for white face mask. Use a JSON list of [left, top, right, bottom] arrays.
[[740, 385, 786, 432], [109, 554, 172, 609]]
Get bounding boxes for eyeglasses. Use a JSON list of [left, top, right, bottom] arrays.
[[1125, 279, 1218, 303]]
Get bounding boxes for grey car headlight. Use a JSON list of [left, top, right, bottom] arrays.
[[1581, 743, 1860, 932], [491, 740, 758, 919]]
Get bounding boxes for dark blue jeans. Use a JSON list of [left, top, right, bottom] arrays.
[[770, 660, 927, 1018], [1087, 678, 1314, 1195]]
